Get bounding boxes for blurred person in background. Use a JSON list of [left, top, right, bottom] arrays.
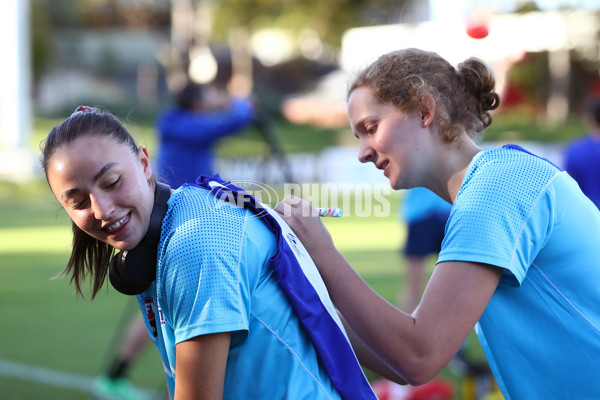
[[564, 95, 600, 210], [154, 77, 255, 188], [94, 314, 153, 400]]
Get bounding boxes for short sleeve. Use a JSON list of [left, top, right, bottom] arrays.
[[157, 188, 250, 345], [438, 150, 558, 286]]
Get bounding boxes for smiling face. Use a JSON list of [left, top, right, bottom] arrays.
[[347, 86, 435, 190], [46, 136, 155, 251]]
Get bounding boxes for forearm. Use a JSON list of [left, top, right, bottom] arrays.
[[339, 312, 407, 384], [276, 197, 498, 385], [314, 248, 436, 383]]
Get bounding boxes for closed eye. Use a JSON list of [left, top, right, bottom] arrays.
[[366, 123, 377, 135], [106, 177, 121, 189], [72, 198, 89, 210], [352, 116, 378, 138]]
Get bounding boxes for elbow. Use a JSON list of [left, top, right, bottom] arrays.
[[389, 351, 446, 386], [402, 370, 438, 387]]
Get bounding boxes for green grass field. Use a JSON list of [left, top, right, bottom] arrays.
[[0, 181, 158, 399]]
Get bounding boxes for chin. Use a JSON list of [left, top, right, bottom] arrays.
[[108, 238, 138, 252], [389, 178, 403, 191], [121, 241, 142, 252]]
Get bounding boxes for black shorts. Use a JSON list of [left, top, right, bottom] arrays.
[[404, 212, 448, 257]]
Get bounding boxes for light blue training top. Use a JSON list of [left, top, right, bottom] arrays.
[[438, 146, 600, 400], [136, 185, 342, 399]]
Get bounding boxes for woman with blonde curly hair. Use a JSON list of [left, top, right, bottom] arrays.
[[277, 48, 600, 400]]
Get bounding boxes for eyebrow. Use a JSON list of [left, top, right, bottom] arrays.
[[352, 117, 368, 137], [93, 162, 118, 182], [61, 162, 118, 201]]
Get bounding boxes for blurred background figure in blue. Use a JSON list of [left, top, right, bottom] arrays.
[[154, 77, 255, 188], [564, 95, 600, 210]]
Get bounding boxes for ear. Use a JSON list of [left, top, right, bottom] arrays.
[[138, 145, 153, 180], [419, 94, 436, 128]]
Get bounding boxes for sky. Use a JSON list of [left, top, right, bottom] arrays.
[[431, 0, 599, 20]]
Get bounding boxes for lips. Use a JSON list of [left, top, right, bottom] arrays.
[[104, 213, 130, 234], [377, 160, 390, 175]]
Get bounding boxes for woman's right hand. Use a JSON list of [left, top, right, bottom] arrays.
[[274, 195, 336, 258]]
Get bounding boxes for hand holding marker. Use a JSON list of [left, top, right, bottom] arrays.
[[317, 208, 343, 217], [254, 196, 342, 218], [209, 182, 342, 218]]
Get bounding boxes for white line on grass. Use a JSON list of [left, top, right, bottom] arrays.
[[0, 359, 160, 398], [0, 359, 95, 392]]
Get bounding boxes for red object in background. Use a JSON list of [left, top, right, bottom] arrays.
[[587, 78, 600, 97], [372, 378, 454, 400], [407, 380, 454, 400], [501, 83, 526, 108], [466, 17, 489, 39]]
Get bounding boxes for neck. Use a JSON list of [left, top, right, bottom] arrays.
[[427, 135, 481, 204]]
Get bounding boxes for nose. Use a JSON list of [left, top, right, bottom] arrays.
[[357, 140, 375, 164], [90, 193, 115, 221]]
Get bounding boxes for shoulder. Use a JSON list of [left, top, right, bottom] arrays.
[[455, 147, 561, 220], [169, 185, 245, 216], [156, 186, 253, 292], [161, 185, 279, 255], [162, 185, 248, 245], [242, 213, 278, 256], [565, 135, 599, 159], [466, 147, 560, 188], [565, 136, 586, 153], [567, 134, 593, 147], [442, 149, 562, 281]]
